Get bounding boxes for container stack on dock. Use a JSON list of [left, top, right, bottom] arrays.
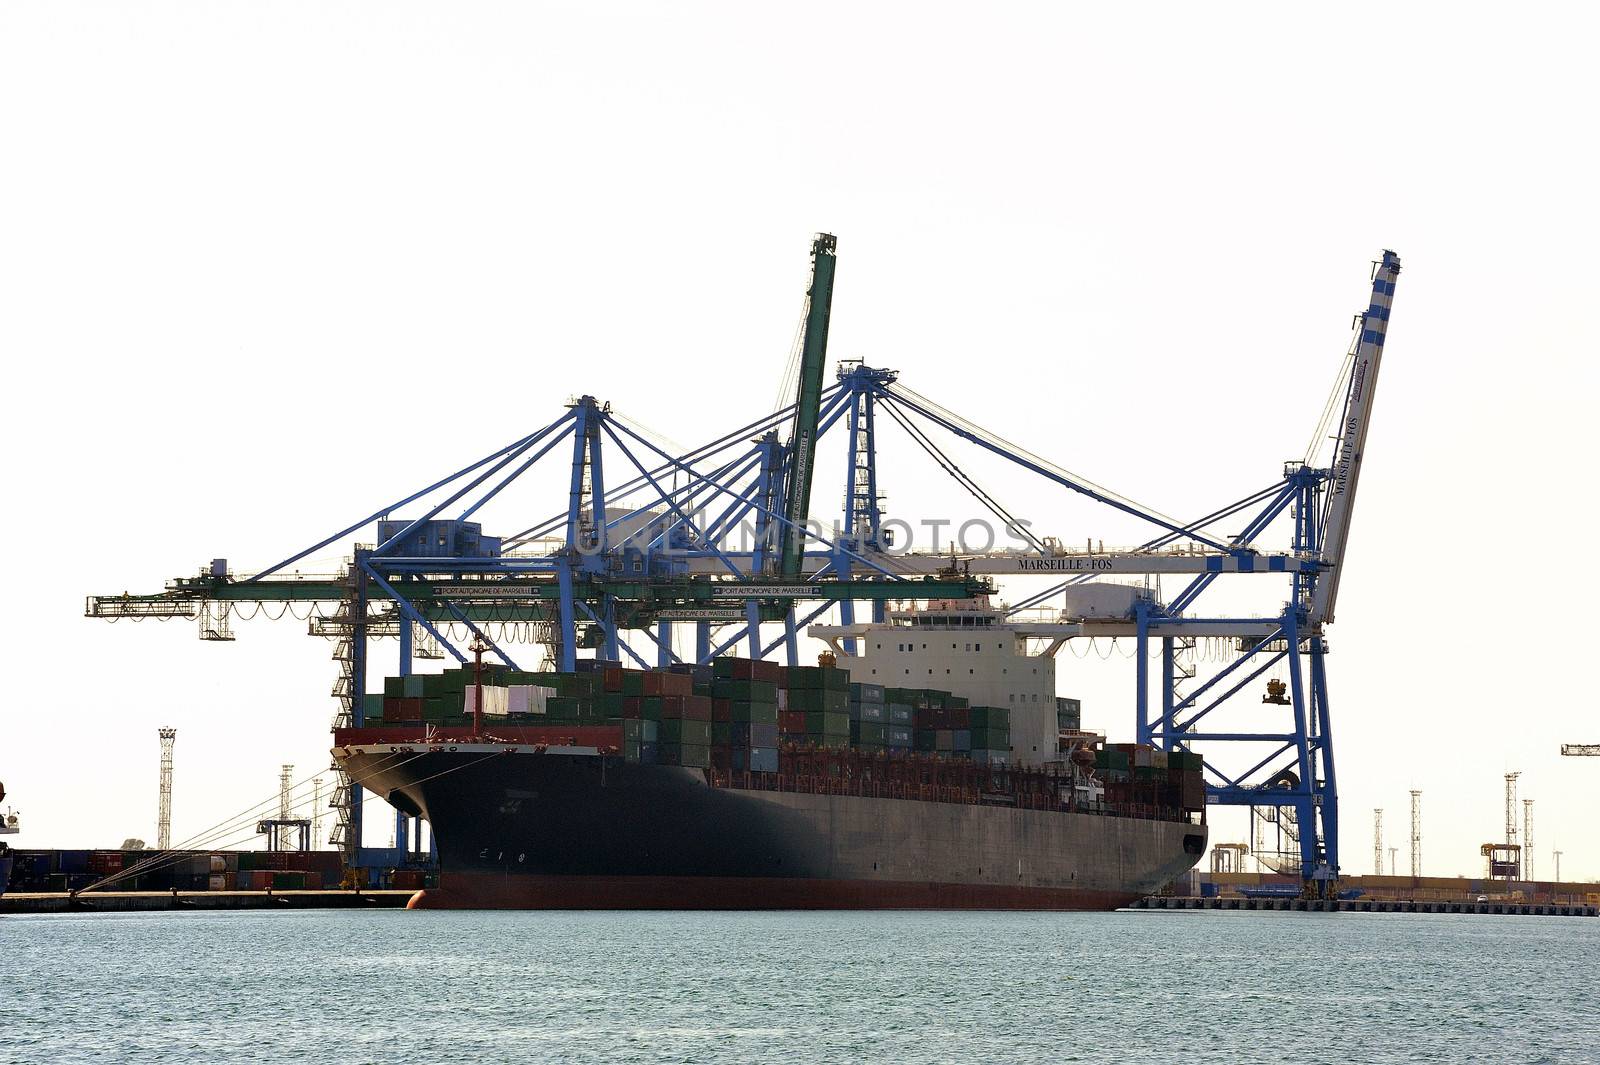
[[3, 848, 351, 893]]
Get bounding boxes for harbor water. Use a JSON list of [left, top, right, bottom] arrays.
[[4, 908, 1594, 1063]]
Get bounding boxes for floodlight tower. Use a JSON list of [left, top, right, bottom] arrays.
[[279, 765, 293, 821], [1504, 772, 1521, 876], [157, 728, 176, 850], [1387, 846, 1397, 876], [1373, 809, 1383, 876], [1409, 790, 1421, 877], [1522, 799, 1534, 880]]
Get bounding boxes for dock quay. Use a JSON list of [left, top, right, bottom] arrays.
[[1, 890, 416, 915], [1135, 896, 1598, 917]]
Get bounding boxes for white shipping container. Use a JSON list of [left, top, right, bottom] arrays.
[[507, 685, 555, 715], [464, 685, 511, 716]]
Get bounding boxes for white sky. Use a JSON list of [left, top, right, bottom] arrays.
[[3, 2, 1596, 880]]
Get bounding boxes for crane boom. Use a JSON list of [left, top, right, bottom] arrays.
[[1308, 250, 1401, 626], [779, 233, 838, 578]]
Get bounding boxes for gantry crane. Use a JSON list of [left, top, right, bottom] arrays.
[[87, 238, 1399, 891]]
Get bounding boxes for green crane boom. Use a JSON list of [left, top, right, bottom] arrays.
[[779, 233, 838, 578]]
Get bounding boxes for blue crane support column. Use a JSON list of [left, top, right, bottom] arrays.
[[836, 383, 863, 653], [779, 234, 838, 579], [350, 550, 369, 870]]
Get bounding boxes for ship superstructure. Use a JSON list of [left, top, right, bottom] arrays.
[[811, 596, 1082, 763]]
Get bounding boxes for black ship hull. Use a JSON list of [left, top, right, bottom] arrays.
[[336, 741, 1205, 910]]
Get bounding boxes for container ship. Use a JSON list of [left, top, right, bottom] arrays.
[[333, 597, 1206, 910]]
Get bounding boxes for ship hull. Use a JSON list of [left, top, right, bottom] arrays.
[[337, 741, 1205, 911]]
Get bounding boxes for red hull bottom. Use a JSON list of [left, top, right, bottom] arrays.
[[408, 873, 1140, 911]]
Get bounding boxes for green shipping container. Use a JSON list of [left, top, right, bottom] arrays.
[[856, 722, 890, 745], [730, 701, 778, 724], [969, 706, 1010, 730], [640, 697, 663, 721], [789, 688, 850, 714], [660, 743, 712, 768], [970, 727, 1010, 751], [713, 679, 779, 703], [660, 719, 713, 746], [546, 696, 581, 720], [819, 667, 849, 692], [804, 711, 850, 737]]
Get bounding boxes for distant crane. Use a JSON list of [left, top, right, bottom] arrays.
[[1522, 799, 1534, 881], [1409, 790, 1422, 877], [1505, 772, 1522, 877], [1562, 744, 1600, 756], [1553, 850, 1562, 882], [257, 764, 310, 852], [1388, 846, 1398, 876], [1373, 809, 1383, 876], [157, 728, 176, 850]]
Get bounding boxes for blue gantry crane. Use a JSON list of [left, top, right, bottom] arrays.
[[87, 238, 1399, 891]]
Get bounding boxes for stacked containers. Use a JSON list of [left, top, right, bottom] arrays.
[[711, 658, 781, 772], [784, 664, 851, 748], [968, 705, 1011, 764], [848, 682, 888, 750], [653, 672, 708, 767]]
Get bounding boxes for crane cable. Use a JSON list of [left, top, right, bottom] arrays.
[[1302, 346, 1358, 466], [85, 747, 511, 894], [876, 397, 1051, 556], [84, 752, 418, 892]]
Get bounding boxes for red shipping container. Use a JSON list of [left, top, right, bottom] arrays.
[[682, 695, 713, 721], [751, 660, 786, 685], [780, 711, 808, 734], [660, 695, 685, 720], [642, 672, 665, 696], [387, 698, 424, 722], [622, 697, 642, 719], [602, 667, 624, 692], [712, 698, 732, 723], [660, 672, 693, 697]]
